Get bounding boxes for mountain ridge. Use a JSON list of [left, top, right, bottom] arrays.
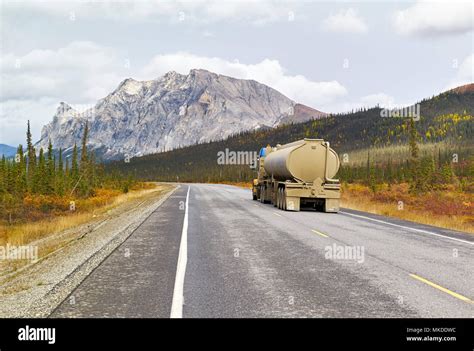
[[36, 69, 325, 159], [0, 144, 17, 158]]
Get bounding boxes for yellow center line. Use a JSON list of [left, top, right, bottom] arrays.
[[311, 229, 329, 238], [272, 212, 282, 217], [409, 273, 472, 303]]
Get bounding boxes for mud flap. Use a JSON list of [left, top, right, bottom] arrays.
[[285, 196, 300, 211], [324, 199, 339, 213]]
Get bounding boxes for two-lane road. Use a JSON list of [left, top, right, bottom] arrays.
[[52, 184, 474, 318]]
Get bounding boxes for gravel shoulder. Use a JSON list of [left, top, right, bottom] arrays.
[[0, 183, 177, 318]]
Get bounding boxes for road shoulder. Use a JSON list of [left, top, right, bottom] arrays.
[[0, 184, 177, 318]]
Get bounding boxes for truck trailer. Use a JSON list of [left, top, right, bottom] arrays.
[[252, 139, 341, 212]]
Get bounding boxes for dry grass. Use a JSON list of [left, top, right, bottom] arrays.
[[341, 183, 474, 234], [0, 183, 170, 248], [0, 183, 174, 278]]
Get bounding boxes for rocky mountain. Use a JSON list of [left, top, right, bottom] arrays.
[[37, 69, 324, 159]]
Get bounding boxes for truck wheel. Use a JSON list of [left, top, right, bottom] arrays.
[[278, 188, 283, 209], [282, 190, 287, 211], [260, 186, 265, 203]]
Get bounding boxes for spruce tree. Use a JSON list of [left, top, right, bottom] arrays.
[[80, 122, 89, 168], [37, 148, 47, 193], [408, 117, 421, 193], [78, 122, 92, 197], [409, 117, 419, 160], [71, 143, 79, 181], [46, 140, 55, 194], [56, 148, 65, 196], [0, 155, 6, 194], [15, 145, 27, 196], [26, 120, 36, 191]]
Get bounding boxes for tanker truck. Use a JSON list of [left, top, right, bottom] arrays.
[[252, 139, 340, 212]]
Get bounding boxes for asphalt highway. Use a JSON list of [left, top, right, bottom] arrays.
[[52, 184, 474, 318]]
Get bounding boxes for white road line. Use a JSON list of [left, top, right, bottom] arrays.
[[311, 229, 329, 238], [170, 185, 190, 318], [340, 211, 474, 246]]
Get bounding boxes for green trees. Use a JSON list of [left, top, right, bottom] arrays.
[[408, 117, 422, 193], [15, 145, 27, 197], [56, 148, 65, 196], [71, 143, 79, 183], [77, 121, 95, 197], [26, 120, 36, 193], [0, 120, 136, 223]]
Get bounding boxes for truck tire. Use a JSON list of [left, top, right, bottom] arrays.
[[278, 188, 283, 209], [282, 189, 287, 211]]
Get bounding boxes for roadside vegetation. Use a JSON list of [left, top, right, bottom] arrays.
[[0, 119, 172, 276], [339, 117, 473, 233], [341, 183, 473, 234], [0, 121, 152, 254], [0, 121, 138, 225]]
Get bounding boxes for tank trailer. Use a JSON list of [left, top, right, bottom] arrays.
[[252, 139, 341, 212]]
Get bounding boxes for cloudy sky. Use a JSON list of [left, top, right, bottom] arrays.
[[0, 0, 472, 146]]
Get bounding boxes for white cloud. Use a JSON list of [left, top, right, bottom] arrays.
[[3, 0, 300, 26], [202, 30, 215, 38], [0, 41, 127, 145], [1, 42, 347, 145], [394, 1, 473, 36], [321, 8, 368, 34], [0, 41, 125, 102], [141, 52, 347, 108], [446, 53, 474, 89], [0, 98, 58, 146]]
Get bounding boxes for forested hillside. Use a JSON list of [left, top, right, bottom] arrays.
[[108, 84, 474, 185]]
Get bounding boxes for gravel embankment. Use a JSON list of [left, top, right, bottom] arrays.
[[0, 184, 177, 318]]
